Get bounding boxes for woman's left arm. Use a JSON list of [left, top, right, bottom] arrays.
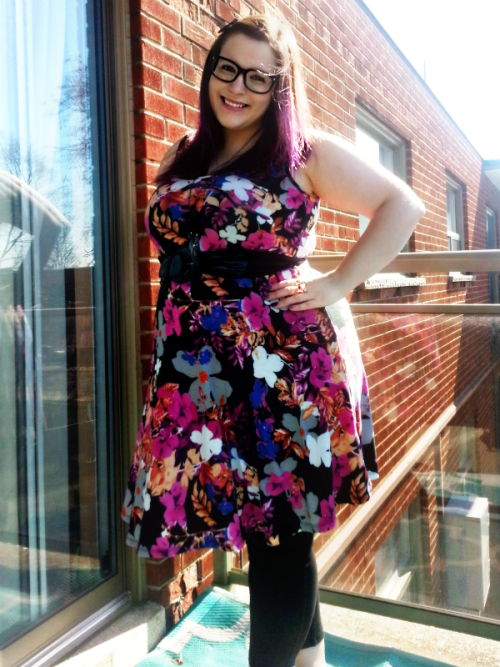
[[269, 130, 426, 310]]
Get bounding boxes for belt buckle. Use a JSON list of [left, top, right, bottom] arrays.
[[160, 234, 199, 283]]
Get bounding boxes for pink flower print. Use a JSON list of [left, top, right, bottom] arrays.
[[265, 471, 294, 496], [318, 495, 336, 532], [152, 423, 179, 459], [283, 309, 316, 333], [284, 188, 304, 210], [151, 537, 181, 558], [167, 392, 197, 430], [162, 299, 182, 337], [199, 228, 227, 251], [160, 481, 187, 528], [310, 348, 333, 388], [170, 280, 191, 293], [333, 454, 351, 492], [241, 502, 264, 530], [241, 230, 276, 251], [227, 514, 244, 550], [289, 487, 303, 510], [242, 292, 271, 331]]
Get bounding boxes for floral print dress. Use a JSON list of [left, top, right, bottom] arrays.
[[122, 166, 378, 558]]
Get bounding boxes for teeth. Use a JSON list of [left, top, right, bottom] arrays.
[[223, 97, 246, 108]]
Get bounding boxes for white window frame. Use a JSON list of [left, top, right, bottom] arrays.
[[446, 176, 465, 251], [355, 107, 423, 290]]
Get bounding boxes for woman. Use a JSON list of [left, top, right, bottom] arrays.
[[122, 14, 425, 667]]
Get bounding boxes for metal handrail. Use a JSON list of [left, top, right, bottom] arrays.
[[309, 249, 500, 273]]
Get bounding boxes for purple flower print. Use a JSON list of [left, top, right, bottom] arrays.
[[151, 537, 181, 558], [283, 309, 316, 334], [241, 502, 264, 530], [242, 292, 271, 330], [201, 304, 228, 333], [218, 498, 234, 516], [160, 481, 187, 528], [227, 514, 244, 550], [255, 418, 274, 442], [284, 211, 302, 235], [199, 228, 227, 251], [333, 454, 352, 492], [241, 230, 276, 251], [318, 495, 336, 532], [310, 348, 333, 388], [162, 299, 182, 337], [167, 392, 197, 430], [257, 440, 279, 460]]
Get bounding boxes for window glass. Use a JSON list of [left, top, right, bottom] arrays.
[[0, 0, 115, 647]]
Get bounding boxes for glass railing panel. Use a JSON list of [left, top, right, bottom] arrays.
[[319, 313, 500, 622]]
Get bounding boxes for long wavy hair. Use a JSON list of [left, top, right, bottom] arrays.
[[157, 14, 311, 185]]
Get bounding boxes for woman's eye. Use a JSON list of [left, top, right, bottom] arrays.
[[221, 64, 236, 74], [250, 73, 267, 83]]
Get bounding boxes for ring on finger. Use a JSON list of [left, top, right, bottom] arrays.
[[296, 280, 306, 294]]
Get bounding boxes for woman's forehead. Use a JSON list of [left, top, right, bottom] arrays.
[[219, 33, 276, 71]]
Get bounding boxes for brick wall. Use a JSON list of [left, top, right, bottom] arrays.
[[128, 0, 500, 623]]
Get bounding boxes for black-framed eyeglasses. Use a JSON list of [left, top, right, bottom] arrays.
[[211, 56, 277, 94]]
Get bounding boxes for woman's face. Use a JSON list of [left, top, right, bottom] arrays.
[[208, 33, 276, 139]]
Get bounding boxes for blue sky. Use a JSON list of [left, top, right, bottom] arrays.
[[361, 0, 500, 160]]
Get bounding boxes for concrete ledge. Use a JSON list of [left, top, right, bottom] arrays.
[[55, 602, 166, 667]]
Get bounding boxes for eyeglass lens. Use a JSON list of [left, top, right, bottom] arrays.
[[212, 57, 274, 94]]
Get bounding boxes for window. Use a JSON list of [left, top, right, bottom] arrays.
[[0, 0, 120, 657], [354, 107, 425, 289], [487, 207, 499, 302], [355, 106, 406, 237], [446, 177, 465, 250]]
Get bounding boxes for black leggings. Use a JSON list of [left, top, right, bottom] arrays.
[[246, 532, 324, 667]]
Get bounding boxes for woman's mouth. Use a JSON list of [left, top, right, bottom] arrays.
[[221, 96, 248, 110]]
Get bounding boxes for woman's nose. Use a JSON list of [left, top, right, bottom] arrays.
[[228, 72, 246, 93]]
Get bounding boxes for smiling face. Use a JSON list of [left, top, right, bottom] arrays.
[[208, 33, 276, 143]]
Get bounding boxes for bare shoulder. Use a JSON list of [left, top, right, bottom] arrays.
[[157, 135, 188, 178], [303, 128, 414, 216]]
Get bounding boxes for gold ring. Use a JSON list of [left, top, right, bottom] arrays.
[[296, 280, 306, 294]]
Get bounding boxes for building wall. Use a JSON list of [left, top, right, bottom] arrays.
[[128, 0, 500, 626]]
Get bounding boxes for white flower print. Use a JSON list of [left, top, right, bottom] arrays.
[[191, 424, 223, 461], [221, 175, 254, 201], [230, 447, 247, 476], [254, 204, 273, 226], [252, 347, 284, 387], [219, 225, 246, 244], [306, 432, 332, 467]]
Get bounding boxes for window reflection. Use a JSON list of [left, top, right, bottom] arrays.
[[0, 0, 115, 647]]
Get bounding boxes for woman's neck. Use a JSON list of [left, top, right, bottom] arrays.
[[210, 128, 261, 172]]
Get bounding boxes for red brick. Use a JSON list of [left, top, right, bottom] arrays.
[[141, 41, 183, 77], [131, 13, 162, 43], [167, 122, 189, 142], [135, 136, 168, 162], [137, 0, 181, 32], [163, 75, 199, 107], [134, 112, 166, 139], [134, 88, 183, 122], [161, 26, 192, 58], [185, 106, 200, 128], [183, 62, 202, 86], [146, 556, 181, 586], [215, 0, 235, 23], [182, 17, 214, 50]]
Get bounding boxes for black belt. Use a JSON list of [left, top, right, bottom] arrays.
[[158, 236, 304, 282]]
